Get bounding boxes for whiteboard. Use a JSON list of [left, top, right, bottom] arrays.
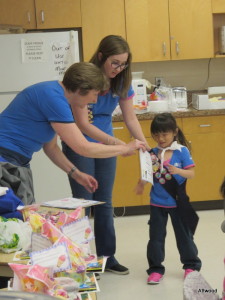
[[0, 30, 80, 93]]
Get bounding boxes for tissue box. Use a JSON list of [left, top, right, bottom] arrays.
[[192, 93, 225, 110], [148, 100, 168, 112], [192, 94, 210, 110]]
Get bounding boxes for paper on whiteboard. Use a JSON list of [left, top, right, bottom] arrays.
[[139, 149, 153, 184]]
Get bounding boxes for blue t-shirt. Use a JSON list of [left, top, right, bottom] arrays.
[[84, 86, 134, 142], [0, 81, 74, 159], [150, 146, 195, 207]]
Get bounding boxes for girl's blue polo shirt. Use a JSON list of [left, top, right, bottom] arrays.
[[150, 146, 195, 207]]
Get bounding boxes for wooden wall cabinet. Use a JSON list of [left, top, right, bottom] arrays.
[[35, 0, 81, 29], [169, 0, 213, 60], [0, 0, 36, 29], [125, 0, 170, 62], [212, 0, 225, 13], [81, 0, 126, 61], [211, 0, 225, 57], [125, 0, 214, 62], [0, 0, 81, 30], [0, 0, 216, 61], [1, 0, 214, 61]]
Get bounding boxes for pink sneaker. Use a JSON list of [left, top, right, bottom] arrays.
[[184, 269, 194, 279], [147, 272, 163, 285]]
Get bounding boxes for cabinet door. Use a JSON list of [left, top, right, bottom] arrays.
[[212, 0, 225, 13], [125, 0, 170, 62], [112, 121, 155, 207], [182, 116, 225, 201], [0, 0, 36, 29], [112, 122, 143, 207], [35, 0, 81, 29], [81, 0, 126, 61], [169, 0, 214, 60]]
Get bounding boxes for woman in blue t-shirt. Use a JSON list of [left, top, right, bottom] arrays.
[[62, 35, 150, 275], [0, 62, 145, 206]]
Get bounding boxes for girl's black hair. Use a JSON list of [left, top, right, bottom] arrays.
[[151, 113, 191, 151]]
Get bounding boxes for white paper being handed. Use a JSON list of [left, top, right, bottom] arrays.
[[139, 149, 153, 184]]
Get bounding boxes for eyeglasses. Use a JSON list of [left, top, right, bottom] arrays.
[[110, 61, 128, 71]]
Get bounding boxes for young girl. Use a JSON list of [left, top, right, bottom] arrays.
[[135, 113, 201, 285]]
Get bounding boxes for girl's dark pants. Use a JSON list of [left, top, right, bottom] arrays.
[[147, 205, 202, 275]]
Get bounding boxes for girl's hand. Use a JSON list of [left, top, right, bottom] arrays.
[[168, 165, 195, 179], [167, 164, 179, 175], [122, 139, 147, 157], [134, 179, 147, 195]]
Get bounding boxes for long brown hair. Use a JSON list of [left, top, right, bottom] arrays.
[[89, 35, 132, 99]]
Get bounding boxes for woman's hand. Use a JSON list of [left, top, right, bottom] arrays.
[[71, 169, 98, 193], [167, 164, 179, 174], [122, 139, 147, 157], [145, 143, 151, 152]]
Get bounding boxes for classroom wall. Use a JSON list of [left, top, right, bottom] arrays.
[[131, 57, 225, 91]]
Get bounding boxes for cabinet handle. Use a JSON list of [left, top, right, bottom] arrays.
[[162, 42, 166, 56], [27, 11, 31, 23], [113, 127, 124, 130], [199, 124, 211, 127], [41, 10, 45, 23], [176, 41, 180, 55]]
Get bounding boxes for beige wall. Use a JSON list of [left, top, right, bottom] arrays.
[[131, 57, 225, 91]]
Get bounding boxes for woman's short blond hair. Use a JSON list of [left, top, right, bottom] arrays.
[[62, 62, 109, 95]]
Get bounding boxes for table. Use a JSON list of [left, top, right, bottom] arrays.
[[0, 252, 24, 277]]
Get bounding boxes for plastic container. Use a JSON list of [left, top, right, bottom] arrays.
[[148, 100, 168, 112], [132, 71, 144, 80]]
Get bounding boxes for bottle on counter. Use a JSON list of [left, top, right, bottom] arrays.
[[167, 88, 178, 112]]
